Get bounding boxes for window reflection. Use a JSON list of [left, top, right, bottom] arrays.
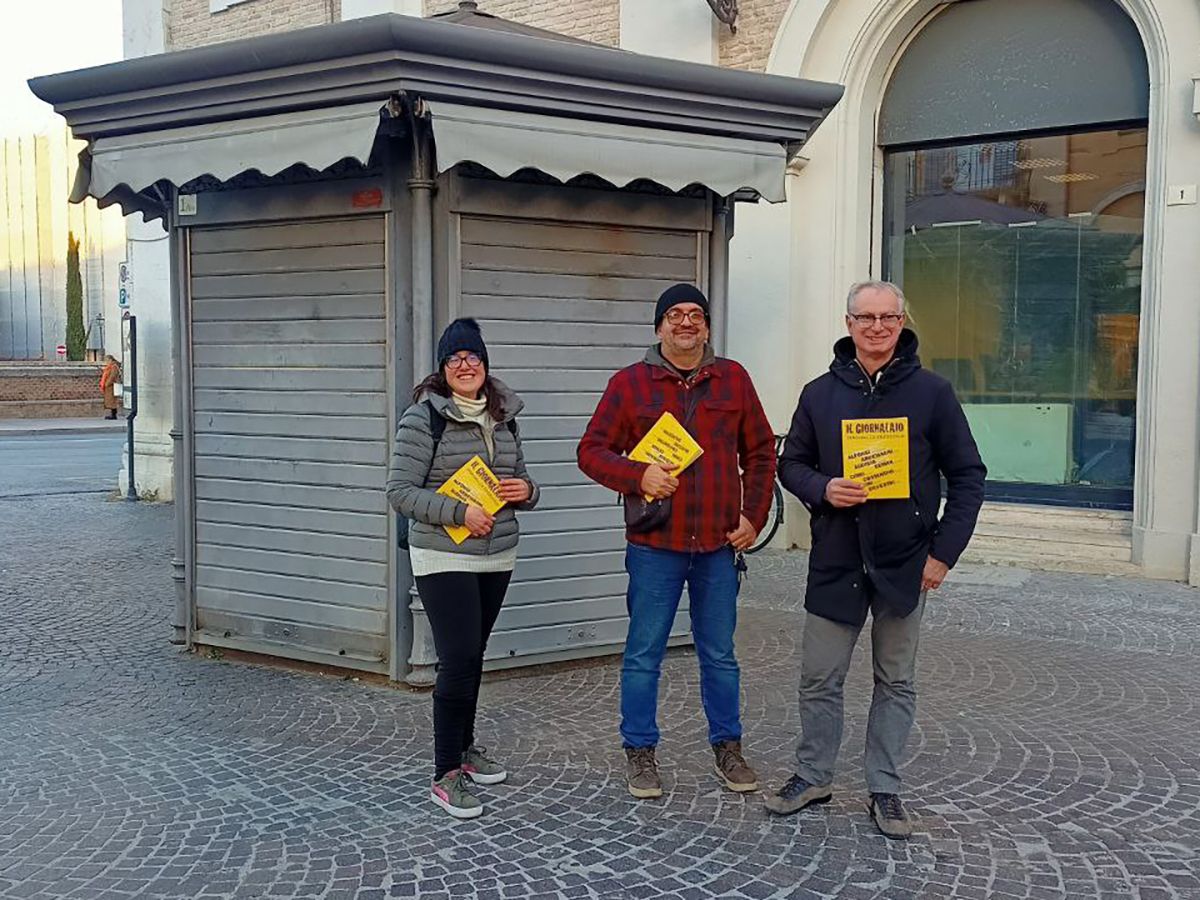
[[884, 129, 1146, 495]]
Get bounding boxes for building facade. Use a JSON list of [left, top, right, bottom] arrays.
[[0, 124, 125, 364], [115, 0, 1200, 584], [730, 0, 1200, 584]]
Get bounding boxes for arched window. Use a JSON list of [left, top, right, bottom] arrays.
[[881, 0, 1149, 507]]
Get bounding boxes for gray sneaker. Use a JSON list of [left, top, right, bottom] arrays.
[[763, 774, 833, 816], [462, 744, 507, 785], [625, 747, 663, 799], [868, 792, 913, 839], [431, 769, 483, 819]]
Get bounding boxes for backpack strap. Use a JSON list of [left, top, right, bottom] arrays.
[[410, 399, 446, 493], [398, 400, 448, 548], [426, 398, 447, 451]]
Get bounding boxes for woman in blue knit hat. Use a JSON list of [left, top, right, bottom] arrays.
[[386, 317, 539, 819]]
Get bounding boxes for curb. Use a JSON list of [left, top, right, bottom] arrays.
[[0, 422, 127, 438]]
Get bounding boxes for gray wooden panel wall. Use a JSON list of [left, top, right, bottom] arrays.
[[458, 214, 703, 662], [189, 216, 390, 671]]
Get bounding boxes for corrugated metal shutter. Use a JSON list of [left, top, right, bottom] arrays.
[[457, 214, 703, 662], [189, 215, 390, 672]]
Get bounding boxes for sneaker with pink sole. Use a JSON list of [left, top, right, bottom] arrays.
[[431, 769, 483, 819], [461, 744, 508, 785]]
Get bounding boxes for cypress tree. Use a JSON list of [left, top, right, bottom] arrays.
[[65, 233, 85, 361]]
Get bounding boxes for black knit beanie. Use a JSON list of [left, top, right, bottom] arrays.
[[654, 283, 710, 328], [436, 317, 488, 370]]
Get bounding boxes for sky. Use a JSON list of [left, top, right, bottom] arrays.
[[2, 0, 124, 139]]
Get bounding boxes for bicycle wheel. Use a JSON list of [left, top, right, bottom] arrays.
[[746, 482, 784, 554]]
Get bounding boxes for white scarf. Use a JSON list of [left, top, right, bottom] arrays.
[[451, 392, 495, 461]]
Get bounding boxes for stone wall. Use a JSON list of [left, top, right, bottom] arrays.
[[167, 0, 341, 49], [424, 0, 619, 45], [164, 0, 796, 60], [0, 363, 107, 418], [718, 0, 791, 71]]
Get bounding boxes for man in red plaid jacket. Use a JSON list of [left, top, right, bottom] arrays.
[[577, 282, 776, 801]]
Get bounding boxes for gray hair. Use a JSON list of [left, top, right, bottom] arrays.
[[846, 280, 906, 315]]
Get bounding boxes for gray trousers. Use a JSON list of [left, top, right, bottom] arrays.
[[794, 594, 925, 794]]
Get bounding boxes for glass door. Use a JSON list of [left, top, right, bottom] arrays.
[[883, 128, 1146, 507]]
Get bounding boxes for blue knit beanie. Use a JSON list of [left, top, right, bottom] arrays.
[[436, 318, 488, 370]]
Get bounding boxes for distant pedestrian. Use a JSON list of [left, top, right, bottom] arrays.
[[385, 318, 539, 820], [100, 355, 121, 420]]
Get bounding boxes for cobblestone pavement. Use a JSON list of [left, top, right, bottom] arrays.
[[2, 493, 1199, 900]]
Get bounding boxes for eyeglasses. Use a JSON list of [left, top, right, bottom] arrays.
[[848, 313, 904, 328], [664, 309, 708, 326], [445, 353, 483, 370]]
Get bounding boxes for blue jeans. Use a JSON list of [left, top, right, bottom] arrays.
[[621, 543, 742, 748]]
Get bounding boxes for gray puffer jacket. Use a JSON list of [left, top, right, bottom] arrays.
[[385, 379, 539, 555]]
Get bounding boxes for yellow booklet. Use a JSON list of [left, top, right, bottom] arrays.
[[436, 455, 507, 545], [841, 417, 910, 499], [628, 411, 704, 498]]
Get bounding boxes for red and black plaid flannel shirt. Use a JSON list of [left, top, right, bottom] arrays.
[[577, 349, 776, 553]]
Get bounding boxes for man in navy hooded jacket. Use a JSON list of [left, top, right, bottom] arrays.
[[764, 280, 986, 838]]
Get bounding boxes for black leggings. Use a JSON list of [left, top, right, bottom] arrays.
[[415, 570, 512, 779]]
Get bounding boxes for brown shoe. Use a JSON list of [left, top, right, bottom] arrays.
[[713, 739, 758, 792], [625, 747, 663, 799]]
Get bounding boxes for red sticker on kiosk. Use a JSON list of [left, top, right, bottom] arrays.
[[352, 188, 383, 208]]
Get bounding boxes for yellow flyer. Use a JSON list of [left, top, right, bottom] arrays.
[[436, 455, 507, 544], [841, 417, 910, 499], [629, 412, 704, 498]]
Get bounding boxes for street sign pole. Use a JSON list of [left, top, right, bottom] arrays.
[[124, 314, 138, 502]]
